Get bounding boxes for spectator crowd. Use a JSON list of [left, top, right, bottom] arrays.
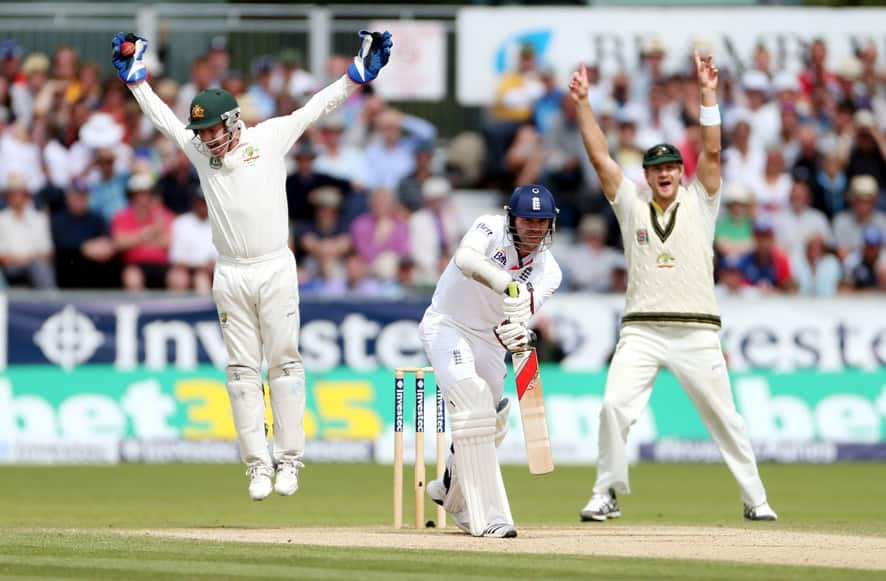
[[0, 34, 884, 298]]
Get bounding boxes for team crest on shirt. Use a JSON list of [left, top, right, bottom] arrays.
[[219, 311, 228, 326], [656, 252, 676, 269], [209, 156, 222, 170], [636, 228, 649, 246], [242, 145, 261, 166]]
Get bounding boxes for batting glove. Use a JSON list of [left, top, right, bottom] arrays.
[[347, 30, 393, 84], [494, 321, 530, 352], [503, 282, 534, 324], [111, 32, 148, 84]]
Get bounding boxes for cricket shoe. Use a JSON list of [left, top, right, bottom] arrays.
[[427, 474, 471, 534], [246, 462, 273, 501], [274, 458, 304, 496], [580, 488, 621, 522], [744, 501, 778, 521], [483, 522, 518, 538]]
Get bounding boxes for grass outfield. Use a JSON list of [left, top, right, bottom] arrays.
[[0, 463, 884, 579]]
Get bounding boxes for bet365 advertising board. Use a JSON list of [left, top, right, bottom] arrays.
[[0, 293, 884, 464]]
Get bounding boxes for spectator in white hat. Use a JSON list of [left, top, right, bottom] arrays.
[[86, 147, 129, 221], [723, 109, 764, 184], [741, 69, 779, 149], [408, 176, 460, 286], [835, 57, 866, 109], [9, 52, 50, 126], [846, 110, 886, 193], [833, 175, 886, 258], [772, 71, 801, 109], [314, 112, 369, 192], [298, 185, 351, 286], [168, 187, 216, 293], [791, 231, 841, 297], [773, 180, 832, 259], [0, 173, 55, 289], [564, 214, 622, 293], [750, 146, 792, 218]]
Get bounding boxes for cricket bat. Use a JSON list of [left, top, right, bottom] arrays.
[[507, 283, 554, 475]]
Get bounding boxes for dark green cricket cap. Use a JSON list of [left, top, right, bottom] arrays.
[[642, 143, 683, 167]]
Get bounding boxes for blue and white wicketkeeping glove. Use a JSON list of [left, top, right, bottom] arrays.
[[111, 32, 148, 84], [347, 30, 393, 84]]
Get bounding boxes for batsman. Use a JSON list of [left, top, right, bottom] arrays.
[[420, 185, 563, 538], [111, 30, 392, 500], [570, 52, 777, 522]]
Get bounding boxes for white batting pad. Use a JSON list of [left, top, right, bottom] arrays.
[[268, 362, 306, 464], [225, 365, 272, 467], [447, 378, 514, 536]]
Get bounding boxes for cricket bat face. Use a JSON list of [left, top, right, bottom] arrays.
[[512, 347, 554, 475]]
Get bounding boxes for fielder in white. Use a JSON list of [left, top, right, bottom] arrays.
[[570, 53, 777, 521], [112, 30, 392, 500], [421, 185, 563, 538]]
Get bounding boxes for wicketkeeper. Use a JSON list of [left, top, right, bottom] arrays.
[[111, 30, 392, 500], [421, 185, 563, 537]]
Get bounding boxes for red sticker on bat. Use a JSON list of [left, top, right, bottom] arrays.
[[515, 351, 538, 400]]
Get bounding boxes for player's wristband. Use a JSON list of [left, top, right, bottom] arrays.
[[700, 104, 721, 126]]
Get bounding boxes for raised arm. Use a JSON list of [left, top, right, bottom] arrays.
[[111, 33, 191, 150], [263, 30, 393, 155], [695, 50, 722, 196], [569, 64, 623, 201], [263, 76, 359, 154]]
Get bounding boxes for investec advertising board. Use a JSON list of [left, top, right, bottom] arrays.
[[0, 293, 884, 464]]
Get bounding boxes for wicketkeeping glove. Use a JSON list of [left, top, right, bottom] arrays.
[[503, 282, 534, 324], [111, 32, 148, 84], [494, 321, 530, 352], [347, 30, 393, 84]]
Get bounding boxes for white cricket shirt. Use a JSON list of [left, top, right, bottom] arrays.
[[426, 214, 562, 335], [610, 176, 722, 328], [130, 77, 357, 260]]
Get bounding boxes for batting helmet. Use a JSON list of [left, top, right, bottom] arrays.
[[504, 184, 559, 252], [506, 185, 559, 219]]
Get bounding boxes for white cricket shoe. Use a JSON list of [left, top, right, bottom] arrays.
[[274, 458, 304, 496], [744, 501, 778, 521], [580, 488, 621, 522], [427, 476, 472, 534], [483, 522, 518, 538], [246, 463, 273, 501]]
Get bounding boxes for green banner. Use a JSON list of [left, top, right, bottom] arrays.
[[1, 365, 884, 444]]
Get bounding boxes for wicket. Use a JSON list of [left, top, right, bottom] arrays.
[[393, 367, 446, 529]]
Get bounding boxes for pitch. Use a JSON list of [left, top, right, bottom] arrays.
[[0, 463, 884, 579]]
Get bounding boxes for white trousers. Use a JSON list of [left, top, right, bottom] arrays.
[[418, 313, 507, 401], [594, 324, 767, 506], [213, 247, 306, 467]]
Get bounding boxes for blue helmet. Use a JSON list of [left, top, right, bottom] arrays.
[[506, 185, 559, 219], [504, 184, 559, 253]]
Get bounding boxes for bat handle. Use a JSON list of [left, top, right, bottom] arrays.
[[507, 281, 519, 298]]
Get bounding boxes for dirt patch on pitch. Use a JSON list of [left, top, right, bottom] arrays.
[[132, 525, 886, 571]]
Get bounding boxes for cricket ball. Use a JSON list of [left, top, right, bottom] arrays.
[[120, 42, 136, 58]]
